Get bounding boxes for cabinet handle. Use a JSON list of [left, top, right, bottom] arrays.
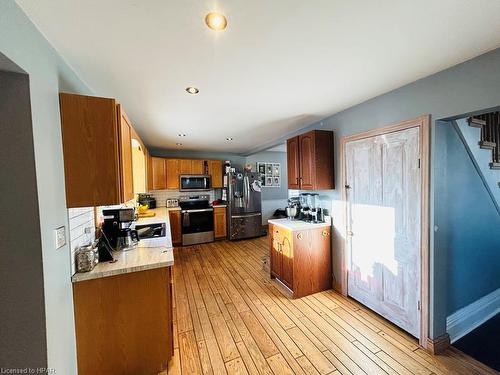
[[297, 233, 303, 240], [296, 177, 299, 184], [322, 230, 329, 237]]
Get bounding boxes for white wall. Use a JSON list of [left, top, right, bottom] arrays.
[[0, 2, 93, 373]]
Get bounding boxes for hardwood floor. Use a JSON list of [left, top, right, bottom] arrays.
[[161, 237, 498, 375]]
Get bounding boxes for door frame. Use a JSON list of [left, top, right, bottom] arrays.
[[339, 115, 430, 348]]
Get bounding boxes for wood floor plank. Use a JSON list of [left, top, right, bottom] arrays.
[[226, 357, 249, 375], [295, 355, 321, 375], [178, 330, 203, 375], [166, 238, 499, 375], [287, 327, 336, 375], [210, 312, 240, 362], [236, 341, 260, 375], [266, 353, 295, 375]]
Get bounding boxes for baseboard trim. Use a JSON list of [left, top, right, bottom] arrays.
[[446, 288, 500, 343], [427, 333, 450, 354]]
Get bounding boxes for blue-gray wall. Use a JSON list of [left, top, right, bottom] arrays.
[[436, 122, 500, 314], [0, 2, 93, 373], [266, 47, 500, 339], [245, 151, 288, 223]]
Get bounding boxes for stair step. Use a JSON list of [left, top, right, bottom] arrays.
[[490, 162, 500, 170], [479, 141, 496, 150], [468, 117, 487, 128]]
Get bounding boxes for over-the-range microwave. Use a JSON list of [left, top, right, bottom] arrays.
[[179, 175, 211, 192]]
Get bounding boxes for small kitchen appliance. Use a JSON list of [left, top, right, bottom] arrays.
[[101, 208, 139, 251], [179, 175, 211, 192], [285, 197, 301, 220], [137, 193, 156, 209]]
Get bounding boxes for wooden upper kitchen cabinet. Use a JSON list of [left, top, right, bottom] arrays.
[[59, 93, 135, 207], [286, 130, 334, 190], [191, 159, 205, 174], [269, 223, 331, 298], [213, 206, 227, 239], [117, 104, 134, 202], [166, 159, 180, 189], [169, 210, 182, 246], [180, 159, 204, 175], [208, 160, 223, 188], [287, 136, 300, 189], [150, 157, 167, 190]]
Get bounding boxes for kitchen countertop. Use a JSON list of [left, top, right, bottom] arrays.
[[268, 218, 331, 231], [72, 207, 174, 283]]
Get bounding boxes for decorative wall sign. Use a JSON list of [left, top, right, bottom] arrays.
[[257, 162, 280, 187]]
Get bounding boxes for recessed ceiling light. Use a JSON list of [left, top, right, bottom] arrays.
[[205, 12, 227, 31], [186, 87, 199, 94], [176, 143, 183, 146], [226, 137, 233, 141], [178, 133, 187, 137]]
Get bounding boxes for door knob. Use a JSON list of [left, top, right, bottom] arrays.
[[347, 230, 354, 237]]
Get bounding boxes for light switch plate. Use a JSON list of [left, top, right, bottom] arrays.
[[55, 226, 66, 249]]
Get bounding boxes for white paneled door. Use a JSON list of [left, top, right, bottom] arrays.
[[345, 127, 421, 337]]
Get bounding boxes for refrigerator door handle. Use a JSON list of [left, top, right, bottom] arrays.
[[232, 213, 262, 218]]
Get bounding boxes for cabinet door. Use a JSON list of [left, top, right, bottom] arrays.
[[213, 207, 227, 238], [209, 160, 223, 188], [151, 157, 167, 190], [299, 131, 315, 190], [59, 93, 121, 207], [169, 210, 182, 245], [166, 159, 180, 189], [270, 226, 282, 278], [118, 105, 134, 202], [280, 229, 294, 289], [287, 136, 300, 189], [191, 160, 204, 175], [179, 159, 192, 175]]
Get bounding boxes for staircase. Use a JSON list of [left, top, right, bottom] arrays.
[[468, 112, 500, 172], [453, 113, 500, 214]]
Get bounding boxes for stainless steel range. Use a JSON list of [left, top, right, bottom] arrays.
[[179, 195, 214, 246]]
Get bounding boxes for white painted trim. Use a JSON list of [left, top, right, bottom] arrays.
[[447, 288, 500, 343]]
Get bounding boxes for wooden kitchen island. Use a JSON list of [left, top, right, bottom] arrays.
[[268, 218, 332, 298], [72, 245, 174, 375]]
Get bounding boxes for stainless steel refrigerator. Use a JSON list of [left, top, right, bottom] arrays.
[[227, 170, 263, 240]]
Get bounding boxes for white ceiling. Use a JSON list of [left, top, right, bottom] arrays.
[[17, 0, 500, 154]]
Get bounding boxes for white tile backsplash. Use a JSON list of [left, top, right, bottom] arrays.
[[68, 207, 95, 275]]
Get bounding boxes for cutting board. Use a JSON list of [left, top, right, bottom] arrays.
[[138, 212, 156, 218]]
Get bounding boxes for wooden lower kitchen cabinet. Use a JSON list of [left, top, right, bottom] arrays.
[[73, 266, 173, 375], [269, 221, 332, 298], [169, 209, 182, 246], [213, 206, 227, 239]]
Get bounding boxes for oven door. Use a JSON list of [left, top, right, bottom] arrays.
[[179, 175, 211, 191], [182, 208, 214, 245], [182, 209, 214, 234]]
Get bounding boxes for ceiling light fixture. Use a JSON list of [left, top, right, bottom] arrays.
[[178, 133, 187, 137], [205, 12, 227, 31], [226, 137, 233, 141], [185, 87, 199, 94], [176, 143, 183, 146]]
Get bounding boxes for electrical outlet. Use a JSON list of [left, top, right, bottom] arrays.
[[55, 226, 66, 249]]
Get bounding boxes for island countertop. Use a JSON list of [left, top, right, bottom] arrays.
[[72, 207, 174, 283], [268, 218, 331, 231]]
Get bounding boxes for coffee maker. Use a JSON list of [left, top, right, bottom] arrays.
[[299, 193, 323, 222], [101, 208, 139, 251]]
